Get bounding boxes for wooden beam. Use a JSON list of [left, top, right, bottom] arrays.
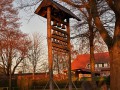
[[51, 15, 68, 25], [52, 26, 68, 35], [52, 34, 68, 43], [47, 7, 54, 90], [52, 33, 67, 38], [52, 47, 68, 53], [40, 10, 47, 17], [66, 18, 72, 90], [52, 42, 69, 51]]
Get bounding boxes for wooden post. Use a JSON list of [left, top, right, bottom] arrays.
[[67, 19, 72, 90], [47, 7, 54, 90]]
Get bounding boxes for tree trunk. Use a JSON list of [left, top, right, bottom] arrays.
[[33, 67, 35, 80], [88, 0, 120, 90], [8, 64, 12, 90], [110, 14, 120, 90], [89, 22, 97, 90], [90, 38, 97, 90], [87, 7, 97, 90]]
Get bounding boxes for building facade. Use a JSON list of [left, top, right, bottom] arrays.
[[71, 52, 110, 79]]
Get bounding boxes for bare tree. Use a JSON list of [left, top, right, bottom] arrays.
[[60, 0, 120, 89], [0, 0, 30, 90], [0, 0, 19, 31], [28, 33, 47, 79], [69, 1, 109, 89], [0, 30, 30, 74], [0, 29, 31, 90]]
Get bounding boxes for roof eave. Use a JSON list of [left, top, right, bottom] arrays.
[[35, 0, 81, 21]]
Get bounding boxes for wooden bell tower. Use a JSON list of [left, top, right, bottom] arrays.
[[35, 0, 80, 90]]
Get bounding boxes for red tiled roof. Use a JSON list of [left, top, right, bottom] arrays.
[[71, 52, 110, 70]]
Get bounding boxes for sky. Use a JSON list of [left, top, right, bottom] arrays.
[[17, 3, 48, 46], [19, 9, 47, 37], [12, 0, 47, 37]]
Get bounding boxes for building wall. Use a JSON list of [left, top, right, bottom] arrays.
[[86, 63, 110, 76]]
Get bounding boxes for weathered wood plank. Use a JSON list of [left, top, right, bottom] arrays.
[[51, 15, 68, 25], [66, 18, 72, 90], [47, 7, 53, 90], [52, 42, 69, 51], [52, 47, 68, 53], [52, 34, 67, 43], [52, 26, 68, 35]]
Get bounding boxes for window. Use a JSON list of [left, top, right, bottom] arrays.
[[95, 64, 98, 68], [99, 64, 102, 67], [104, 63, 108, 67]]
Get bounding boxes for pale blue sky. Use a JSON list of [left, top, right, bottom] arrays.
[[17, 6, 48, 48], [13, 0, 47, 36], [19, 9, 47, 37]]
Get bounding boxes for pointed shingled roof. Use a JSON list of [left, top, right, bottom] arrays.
[[35, 0, 80, 21]]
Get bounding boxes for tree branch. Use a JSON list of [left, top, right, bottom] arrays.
[[105, 0, 115, 11], [60, 0, 89, 8], [89, 0, 113, 49]]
